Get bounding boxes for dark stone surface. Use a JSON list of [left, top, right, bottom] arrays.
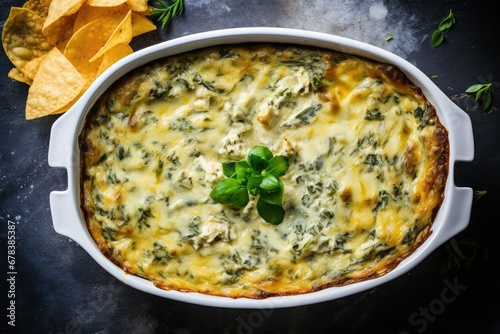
[[1, 0, 499, 333]]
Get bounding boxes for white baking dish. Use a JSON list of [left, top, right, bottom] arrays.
[[48, 27, 474, 309]]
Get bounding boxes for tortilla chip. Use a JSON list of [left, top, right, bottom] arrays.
[[131, 12, 157, 36], [49, 94, 82, 116], [97, 43, 133, 76], [23, 53, 48, 80], [126, 0, 149, 12], [2, 0, 167, 119], [8, 68, 33, 85], [89, 10, 133, 62], [2, 7, 52, 72], [26, 48, 86, 119], [42, 13, 77, 51], [22, 0, 51, 18], [73, 3, 130, 33], [64, 14, 126, 85], [43, 0, 86, 32], [87, 0, 128, 7]]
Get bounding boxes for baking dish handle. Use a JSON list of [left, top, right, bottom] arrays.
[[435, 186, 473, 245], [48, 109, 79, 169], [434, 99, 474, 244], [50, 188, 85, 242], [446, 101, 474, 162], [48, 106, 84, 242]]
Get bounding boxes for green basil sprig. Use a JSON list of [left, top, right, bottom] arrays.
[[149, 0, 184, 29], [431, 10, 456, 47], [466, 83, 492, 111], [210, 146, 289, 225]]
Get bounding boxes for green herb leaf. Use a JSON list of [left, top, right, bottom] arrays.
[[474, 190, 487, 200], [248, 154, 269, 172], [431, 30, 444, 48], [465, 84, 484, 93], [222, 161, 236, 178], [438, 10, 455, 32], [265, 156, 289, 178], [247, 175, 263, 196], [449, 238, 466, 260], [483, 90, 492, 110], [209, 178, 244, 204], [431, 10, 455, 47], [149, 0, 184, 29], [466, 83, 493, 111], [257, 198, 285, 225], [231, 187, 250, 209], [248, 145, 273, 160], [235, 161, 252, 179], [247, 146, 273, 171], [259, 191, 283, 206], [259, 180, 284, 206], [260, 174, 281, 193], [210, 145, 289, 224], [441, 236, 488, 274], [475, 88, 485, 101]]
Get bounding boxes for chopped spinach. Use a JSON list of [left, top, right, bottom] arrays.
[[364, 108, 384, 121]]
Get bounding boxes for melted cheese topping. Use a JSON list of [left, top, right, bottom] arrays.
[[80, 44, 449, 298]]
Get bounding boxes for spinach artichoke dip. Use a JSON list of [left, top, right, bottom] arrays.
[[79, 43, 449, 298]]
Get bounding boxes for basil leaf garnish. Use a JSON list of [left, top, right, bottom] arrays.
[[265, 156, 289, 178], [257, 198, 285, 225], [210, 146, 289, 224], [210, 178, 245, 204]]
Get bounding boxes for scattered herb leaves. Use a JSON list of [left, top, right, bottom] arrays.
[[441, 237, 488, 274], [431, 10, 456, 47], [473, 190, 487, 200], [466, 83, 493, 111], [149, 0, 184, 29], [210, 146, 289, 225]]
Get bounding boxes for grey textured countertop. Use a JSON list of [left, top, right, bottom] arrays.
[[1, 0, 499, 333]]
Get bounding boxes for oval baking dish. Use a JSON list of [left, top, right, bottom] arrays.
[[48, 27, 474, 308]]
